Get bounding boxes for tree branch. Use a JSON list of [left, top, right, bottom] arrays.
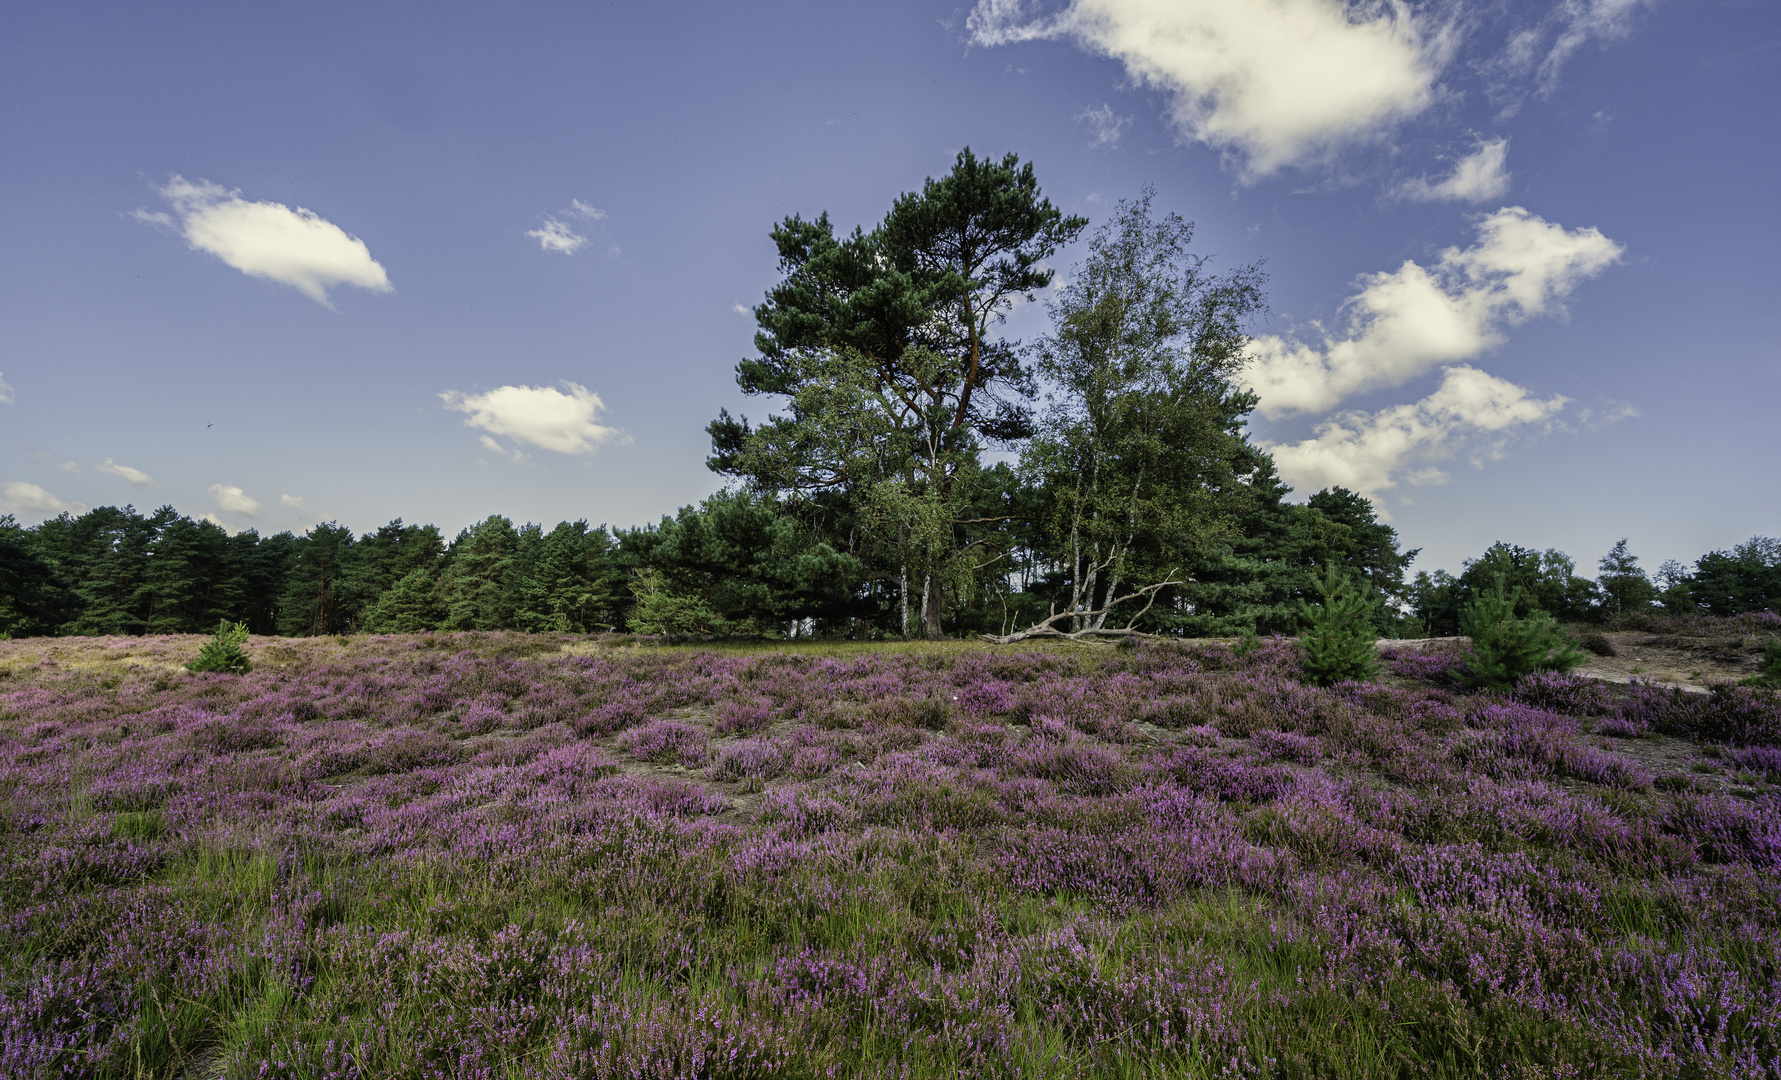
[[981, 573, 1178, 645]]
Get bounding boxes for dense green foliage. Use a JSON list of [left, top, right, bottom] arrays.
[[0, 154, 1772, 641], [1296, 566, 1381, 686], [1459, 579, 1588, 690], [185, 619, 252, 673]]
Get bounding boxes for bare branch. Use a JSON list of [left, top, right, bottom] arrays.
[[981, 573, 1178, 645]]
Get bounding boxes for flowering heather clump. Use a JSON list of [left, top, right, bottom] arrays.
[[1380, 643, 1469, 683], [712, 697, 772, 735], [2, 631, 1779, 1078], [618, 719, 711, 767], [1516, 670, 1611, 715], [1614, 679, 1781, 745]]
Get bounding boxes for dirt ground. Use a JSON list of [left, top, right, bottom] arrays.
[[1388, 627, 1774, 694]]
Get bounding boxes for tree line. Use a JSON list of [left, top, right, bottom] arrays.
[[2, 152, 1774, 640]]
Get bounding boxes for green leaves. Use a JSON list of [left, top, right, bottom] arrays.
[[1297, 565, 1380, 687], [1020, 187, 1266, 631], [1458, 577, 1588, 691], [186, 619, 252, 674]]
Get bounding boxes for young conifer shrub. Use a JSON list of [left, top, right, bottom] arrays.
[[1754, 636, 1781, 686], [187, 620, 252, 674], [1297, 565, 1379, 687], [1459, 578, 1585, 691]]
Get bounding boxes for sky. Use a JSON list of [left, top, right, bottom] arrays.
[[1, 0, 1776, 578]]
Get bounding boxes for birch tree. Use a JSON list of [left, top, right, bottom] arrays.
[[998, 188, 1265, 642]]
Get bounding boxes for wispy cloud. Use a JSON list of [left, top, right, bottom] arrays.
[[0, 370, 12, 405], [55, 461, 80, 474], [135, 176, 393, 305], [0, 481, 84, 516], [1489, 0, 1656, 107], [1267, 365, 1568, 508], [96, 458, 155, 487], [440, 382, 624, 456], [208, 483, 261, 517], [527, 199, 609, 254], [969, 0, 1451, 178], [527, 218, 587, 254], [1396, 138, 1511, 203], [280, 494, 309, 508], [1077, 104, 1131, 148], [1243, 207, 1622, 419]]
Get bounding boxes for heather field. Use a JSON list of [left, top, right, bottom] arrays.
[[4, 631, 1781, 1079]]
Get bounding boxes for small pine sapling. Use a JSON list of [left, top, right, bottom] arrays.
[[1297, 565, 1380, 687], [1751, 637, 1781, 686], [187, 620, 253, 674], [1459, 577, 1586, 691]]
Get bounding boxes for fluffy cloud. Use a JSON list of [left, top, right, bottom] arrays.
[[439, 382, 621, 456], [1, 481, 83, 516], [1267, 365, 1568, 504], [1397, 138, 1511, 202], [968, 0, 1448, 177], [137, 177, 392, 305], [96, 458, 154, 487], [527, 218, 587, 254], [1078, 104, 1132, 148], [208, 483, 261, 517], [1244, 207, 1622, 419]]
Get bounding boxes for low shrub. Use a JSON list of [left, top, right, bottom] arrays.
[[1459, 579, 1587, 691], [1380, 646, 1469, 684], [1515, 671, 1610, 716], [1578, 631, 1617, 657], [617, 720, 711, 767], [1296, 566, 1380, 688], [1756, 636, 1781, 685], [186, 621, 252, 675]]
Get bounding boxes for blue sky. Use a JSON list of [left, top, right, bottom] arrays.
[[1, 0, 1775, 578]]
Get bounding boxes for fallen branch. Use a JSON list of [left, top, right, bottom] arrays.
[[982, 574, 1177, 645]]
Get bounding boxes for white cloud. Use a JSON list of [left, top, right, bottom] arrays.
[[139, 176, 393, 305], [96, 458, 154, 486], [1538, 0, 1654, 93], [56, 461, 80, 474], [0, 370, 12, 404], [1, 481, 83, 516], [198, 512, 234, 533], [1077, 103, 1132, 148], [570, 199, 607, 220], [732, 303, 751, 315], [440, 382, 622, 456], [280, 494, 308, 508], [1244, 207, 1622, 418], [1267, 365, 1568, 506], [208, 483, 261, 517], [968, 0, 1450, 178], [1487, 0, 1654, 106], [527, 217, 587, 254], [1577, 400, 1642, 430], [1397, 137, 1511, 203]]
